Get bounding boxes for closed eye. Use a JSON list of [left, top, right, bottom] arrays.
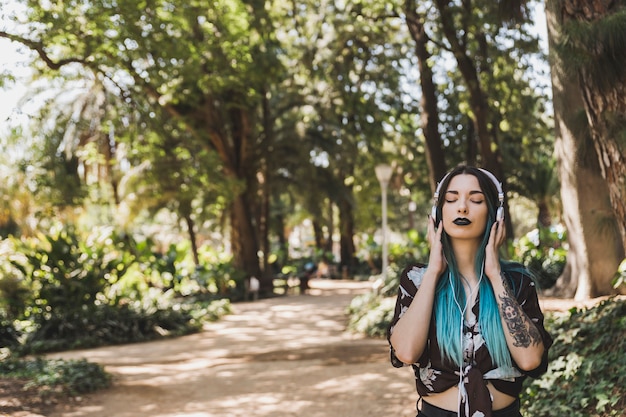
[[445, 199, 483, 204], [445, 190, 485, 203]]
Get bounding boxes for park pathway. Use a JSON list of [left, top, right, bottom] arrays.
[[47, 279, 416, 417]]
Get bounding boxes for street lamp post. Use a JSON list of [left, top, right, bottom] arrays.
[[408, 200, 417, 230], [375, 164, 393, 281]]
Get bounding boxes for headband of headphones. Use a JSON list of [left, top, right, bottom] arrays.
[[431, 168, 505, 221]]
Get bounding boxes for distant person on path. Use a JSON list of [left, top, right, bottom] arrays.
[[387, 165, 553, 417], [299, 262, 317, 294], [248, 276, 260, 301]]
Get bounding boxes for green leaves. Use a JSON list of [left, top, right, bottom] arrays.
[[0, 357, 110, 396], [557, 7, 626, 95], [522, 299, 626, 416]]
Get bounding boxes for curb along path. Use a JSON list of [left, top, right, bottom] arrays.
[[48, 279, 416, 417]]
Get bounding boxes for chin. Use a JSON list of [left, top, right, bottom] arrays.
[[446, 227, 483, 240]]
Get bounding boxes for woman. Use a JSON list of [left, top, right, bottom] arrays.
[[387, 165, 552, 417]]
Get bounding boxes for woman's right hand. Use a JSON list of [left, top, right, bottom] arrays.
[[426, 215, 446, 276]]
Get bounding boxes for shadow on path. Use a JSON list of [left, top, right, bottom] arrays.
[[48, 279, 416, 417]]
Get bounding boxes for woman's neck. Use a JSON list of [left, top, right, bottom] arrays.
[[451, 239, 479, 282]]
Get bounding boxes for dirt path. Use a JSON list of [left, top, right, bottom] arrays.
[[46, 279, 417, 417], [25, 279, 615, 417]]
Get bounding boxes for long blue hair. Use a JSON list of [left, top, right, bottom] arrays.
[[431, 166, 517, 369]]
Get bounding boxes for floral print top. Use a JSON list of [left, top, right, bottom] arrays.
[[387, 263, 552, 417]]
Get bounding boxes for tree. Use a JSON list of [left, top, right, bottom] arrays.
[[401, 0, 554, 238], [404, 0, 448, 192], [553, 0, 626, 253], [545, 0, 625, 298], [2, 0, 418, 285], [5, 0, 605, 296], [285, 0, 410, 273], [1, 1, 287, 286]]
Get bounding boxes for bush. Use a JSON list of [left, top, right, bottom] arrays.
[[521, 298, 626, 416], [363, 229, 430, 276], [0, 227, 234, 355], [200, 298, 233, 321], [0, 316, 20, 348], [613, 259, 626, 291], [513, 225, 567, 290], [0, 356, 111, 397], [18, 302, 204, 355], [346, 291, 396, 338]]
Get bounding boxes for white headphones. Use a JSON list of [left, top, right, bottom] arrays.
[[431, 168, 504, 222]]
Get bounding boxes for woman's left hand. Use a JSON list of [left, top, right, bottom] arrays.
[[485, 218, 506, 281]]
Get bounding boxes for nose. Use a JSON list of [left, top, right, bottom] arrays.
[[457, 199, 468, 215]]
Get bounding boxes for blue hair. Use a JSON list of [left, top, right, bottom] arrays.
[[432, 166, 518, 369]]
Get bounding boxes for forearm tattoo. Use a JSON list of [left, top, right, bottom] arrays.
[[499, 275, 542, 348]]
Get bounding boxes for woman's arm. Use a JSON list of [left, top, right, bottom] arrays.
[[489, 272, 545, 371], [389, 266, 440, 364], [485, 219, 545, 371], [389, 217, 446, 365]]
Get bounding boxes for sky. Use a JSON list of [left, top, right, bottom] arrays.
[[0, 0, 30, 128], [0, 39, 27, 123], [0, 41, 32, 137]]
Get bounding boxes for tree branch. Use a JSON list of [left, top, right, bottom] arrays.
[[0, 31, 87, 70]]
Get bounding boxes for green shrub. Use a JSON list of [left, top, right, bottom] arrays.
[[0, 239, 32, 344], [613, 259, 626, 291], [12, 227, 131, 320], [346, 291, 396, 338], [200, 298, 233, 322], [0, 227, 233, 355], [0, 316, 20, 348], [0, 357, 110, 397], [363, 229, 430, 276], [513, 226, 567, 290], [18, 303, 203, 355], [389, 229, 431, 266], [521, 298, 626, 416]]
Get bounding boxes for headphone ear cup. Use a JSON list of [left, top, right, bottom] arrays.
[[496, 206, 504, 221], [431, 205, 437, 220]]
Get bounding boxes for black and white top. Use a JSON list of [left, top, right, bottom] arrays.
[[387, 263, 553, 417]]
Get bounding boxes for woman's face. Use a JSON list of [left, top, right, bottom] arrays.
[[441, 173, 489, 241]]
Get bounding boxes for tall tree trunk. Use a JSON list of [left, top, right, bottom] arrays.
[[230, 192, 262, 285], [312, 219, 324, 249], [537, 199, 552, 228], [465, 116, 478, 166], [208, 104, 264, 289], [434, 0, 502, 179], [558, 0, 626, 255], [546, 0, 623, 299], [259, 90, 272, 283], [582, 86, 626, 250], [274, 211, 288, 269], [259, 165, 271, 282], [338, 189, 356, 276], [183, 212, 199, 266], [404, 0, 447, 192], [324, 200, 334, 254]]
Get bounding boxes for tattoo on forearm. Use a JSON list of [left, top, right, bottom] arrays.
[[499, 276, 542, 348]]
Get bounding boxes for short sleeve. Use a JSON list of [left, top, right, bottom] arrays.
[[387, 263, 427, 368], [512, 272, 554, 378]]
